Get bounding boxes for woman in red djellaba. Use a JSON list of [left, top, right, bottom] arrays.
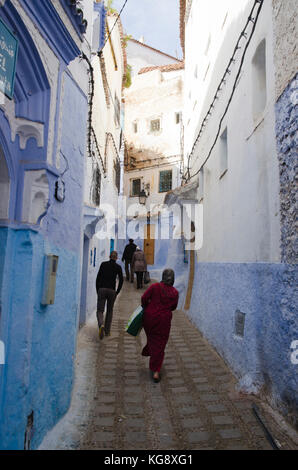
[[141, 269, 179, 383]]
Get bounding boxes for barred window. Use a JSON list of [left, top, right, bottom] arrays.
[[150, 119, 160, 132], [159, 170, 172, 193], [131, 178, 141, 197], [91, 166, 101, 206]]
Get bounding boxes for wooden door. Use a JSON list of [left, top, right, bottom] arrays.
[[144, 224, 155, 265]]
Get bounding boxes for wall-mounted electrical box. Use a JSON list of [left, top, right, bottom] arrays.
[[41, 254, 59, 305]]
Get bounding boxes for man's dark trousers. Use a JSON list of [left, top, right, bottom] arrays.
[[125, 260, 133, 282], [97, 288, 117, 335]]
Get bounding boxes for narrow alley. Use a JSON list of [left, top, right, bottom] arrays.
[[39, 280, 297, 451], [0, 0, 297, 452]]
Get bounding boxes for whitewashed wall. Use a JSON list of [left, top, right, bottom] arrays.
[[124, 164, 181, 213], [85, 13, 124, 212], [126, 39, 180, 76], [183, 0, 281, 263], [124, 68, 184, 215]]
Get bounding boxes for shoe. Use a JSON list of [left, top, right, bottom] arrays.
[[152, 371, 161, 383], [98, 325, 105, 340]]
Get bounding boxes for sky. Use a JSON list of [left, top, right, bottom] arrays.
[[111, 0, 183, 60]]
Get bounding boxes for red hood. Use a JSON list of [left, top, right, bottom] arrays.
[[160, 282, 177, 303]]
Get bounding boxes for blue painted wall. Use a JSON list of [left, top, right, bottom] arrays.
[[159, 203, 298, 429], [0, 71, 88, 449], [0, 229, 81, 449], [186, 260, 298, 428], [156, 225, 298, 426]]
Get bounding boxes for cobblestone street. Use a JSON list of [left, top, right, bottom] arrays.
[[40, 280, 298, 451]]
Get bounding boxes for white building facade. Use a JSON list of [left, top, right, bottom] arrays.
[[126, 37, 181, 77], [122, 46, 184, 272], [124, 66, 184, 211]]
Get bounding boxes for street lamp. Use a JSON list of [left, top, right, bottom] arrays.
[[139, 189, 147, 205]]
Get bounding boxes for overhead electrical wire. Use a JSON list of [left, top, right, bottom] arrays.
[[97, 0, 129, 117], [183, 0, 265, 184], [91, 126, 107, 172], [80, 53, 107, 175], [100, 0, 129, 52]]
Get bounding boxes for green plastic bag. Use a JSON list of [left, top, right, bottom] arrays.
[[125, 305, 144, 336]]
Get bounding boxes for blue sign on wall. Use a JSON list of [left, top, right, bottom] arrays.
[[0, 18, 18, 99]]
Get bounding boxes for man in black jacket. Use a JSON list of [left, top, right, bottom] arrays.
[[122, 239, 137, 282], [96, 251, 123, 339]]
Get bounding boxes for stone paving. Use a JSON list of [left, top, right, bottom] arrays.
[[40, 280, 298, 451]]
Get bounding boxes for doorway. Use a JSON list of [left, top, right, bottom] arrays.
[[144, 224, 155, 265]]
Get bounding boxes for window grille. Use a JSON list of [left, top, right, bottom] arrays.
[[91, 166, 101, 206], [131, 178, 141, 196], [150, 119, 160, 132], [159, 170, 172, 193], [175, 112, 181, 124]]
